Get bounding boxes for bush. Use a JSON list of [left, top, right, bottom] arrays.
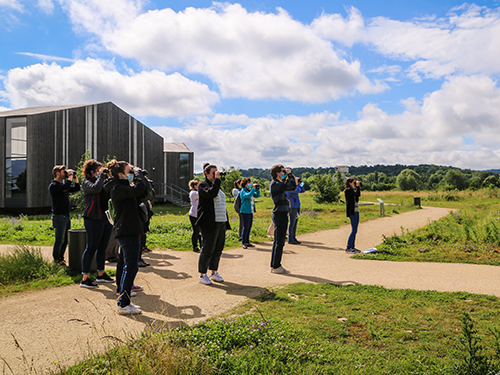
[[309, 173, 340, 203]]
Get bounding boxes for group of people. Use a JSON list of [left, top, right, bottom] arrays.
[[49, 159, 363, 314], [49, 160, 149, 315]]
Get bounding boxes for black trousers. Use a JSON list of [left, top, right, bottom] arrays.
[[198, 222, 226, 274]]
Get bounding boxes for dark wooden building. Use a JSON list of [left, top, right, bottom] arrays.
[[0, 102, 190, 213]]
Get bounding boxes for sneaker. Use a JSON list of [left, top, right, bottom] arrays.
[[246, 243, 255, 247], [210, 271, 224, 282], [56, 259, 67, 267], [193, 248, 200, 253], [130, 302, 141, 309], [96, 272, 114, 283], [289, 240, 301, 245], [106, 257, 119, 263], [138, 260, 150, 267], [242, 244, 248, 249], [116, 291, 137, 297], [142, 247, 153, 253], [346, 248, 361, 254], [271, 266, 290, 274], [132, 284, 143, 292], [117, 304, 142, 315], [80, 278, 98, 289], [199, 274, 212, 285]]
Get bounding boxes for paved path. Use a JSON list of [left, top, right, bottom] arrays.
[[1, 206, 499, 374]]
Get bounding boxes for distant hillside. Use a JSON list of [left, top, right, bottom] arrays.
[[239, 164, 496, 181]]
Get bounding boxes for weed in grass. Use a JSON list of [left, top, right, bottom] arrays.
[[0, 245, 73, 296]]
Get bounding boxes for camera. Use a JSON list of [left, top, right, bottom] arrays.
[[298, 178, 302, 183], [219, 171, 226, 181], [101, 168, 109, 175], [73, 172, 77, 177], [254, 183, 260, 190]]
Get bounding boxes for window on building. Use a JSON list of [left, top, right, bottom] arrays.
[[179, 153, 190, 191], [5, 117, 27, 201]]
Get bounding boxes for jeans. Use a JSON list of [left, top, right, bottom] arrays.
[[347, 212, 359, 250], [241, 213, 253, 245], [82, 217, 112, 274], [271, 212, 288, 269], [288, 207, 300, 242], [52, 214, 71, 262], [238, 213, 243, 239], [189, 215, 202, 250], [198, 222, 226, 274], [117, 235, 141, 307]]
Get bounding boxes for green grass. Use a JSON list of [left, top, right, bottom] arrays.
[[0, 245, 73, 296], [355, 189, 500, 265], [60, 283, 500, 374]]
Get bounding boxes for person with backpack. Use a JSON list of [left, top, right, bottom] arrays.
[[188, 179, 202, 253], [232, 179, 243, 241], [80, 159, 114, 289], [239, 178, 260, 249], [104, 160, 146, 315]]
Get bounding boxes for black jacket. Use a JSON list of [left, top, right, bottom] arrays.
[[345, 186, 361, 217], [82, 174, 109, 221], [104, 170, 146, 238], [49, 180, 80, 215], [195, 177, 231, 230]]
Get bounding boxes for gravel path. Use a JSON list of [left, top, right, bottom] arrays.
[[1, 206, 499, 374]]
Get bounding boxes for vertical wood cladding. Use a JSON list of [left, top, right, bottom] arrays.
[[28, 112, 57, 208], [1, 102, 168, 209]]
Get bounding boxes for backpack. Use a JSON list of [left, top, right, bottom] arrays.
[[234, 193, 241, 214], [139, 178, 155, 202]]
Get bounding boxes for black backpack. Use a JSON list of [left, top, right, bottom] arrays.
[[234, 193, 241, 214], [139, 178, 155, 202]]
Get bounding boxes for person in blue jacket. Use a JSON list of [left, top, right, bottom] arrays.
[[239, 177, 261, 249], [286, 176, 305, 244]]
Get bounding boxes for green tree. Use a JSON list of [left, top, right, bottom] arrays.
[[333, 171, 345, 192], [442, 169, 468, 191], [396, 169, 423, 191], [309, 173, 340, 203], [483, 175, 500, 188], [220, 166, 242, 200]]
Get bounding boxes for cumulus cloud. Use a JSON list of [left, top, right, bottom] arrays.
[[60, 1, 386, 102], [4, 58, 219, 116], [153, 75, 500, 170]]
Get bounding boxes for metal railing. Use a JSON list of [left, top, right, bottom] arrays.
[[154, 183, 190, 206]]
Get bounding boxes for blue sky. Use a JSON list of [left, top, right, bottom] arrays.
[[1, 0, 500, 171]]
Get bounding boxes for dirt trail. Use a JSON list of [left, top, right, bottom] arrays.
[[2, 206, 499, 374]]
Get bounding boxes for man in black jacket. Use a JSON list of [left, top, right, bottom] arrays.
[[196, 164, 230, 285], [48, 165, 80, 265]]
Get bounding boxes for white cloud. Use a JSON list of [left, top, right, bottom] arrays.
[[61, 1, 386, 102], [0, 106, 11, 111], [0, 0, 22, 11], [16, 52, 75, 63], [153, 75, 500, 171], [4, 58, 219, 117], [37, 0, 54, 13]]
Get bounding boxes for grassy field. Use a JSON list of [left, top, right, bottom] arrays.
[[356, 189, 500, 266], [61, 283, 500, 374]]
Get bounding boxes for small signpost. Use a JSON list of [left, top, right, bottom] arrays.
[[377, 198, 385, 216]]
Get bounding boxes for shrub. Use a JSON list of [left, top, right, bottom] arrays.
[[309, 173, 340, 203]]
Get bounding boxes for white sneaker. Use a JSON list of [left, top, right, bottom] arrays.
[[116, 291, 137, 297], [117, 304, 142, 315], [271, 266, 290, 274], [130, 303, 141, 310], [199, 274, 212, 285], [210, 271, 224, 282]]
